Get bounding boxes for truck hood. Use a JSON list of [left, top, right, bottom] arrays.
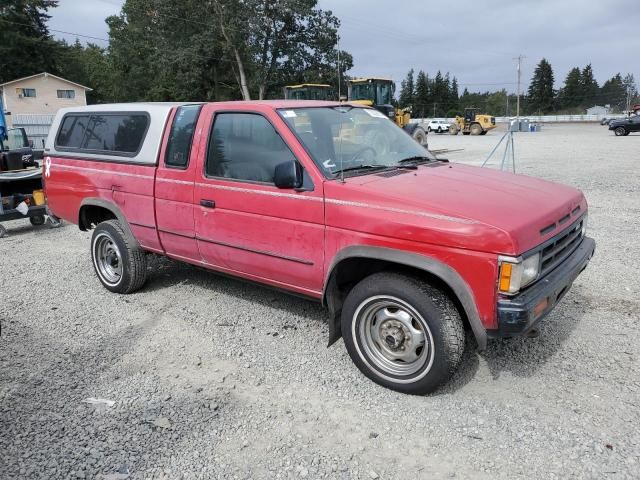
[[324, 162, 586, 255]]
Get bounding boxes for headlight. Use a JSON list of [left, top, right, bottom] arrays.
[[498, 253, 540, 294], [581, 214, 588, 236]]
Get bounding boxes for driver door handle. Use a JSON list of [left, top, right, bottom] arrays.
[[200, 199, 216, 209]]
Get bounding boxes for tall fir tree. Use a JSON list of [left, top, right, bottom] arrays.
[[580, 64, 599, 107], [414, 70, 429, 119], [600, 73, 626, 111], [527, 58, 555, 113], [398, 69, 415, 108], [558, 67, 582, 109]]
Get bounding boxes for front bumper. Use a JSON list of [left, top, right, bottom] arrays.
[[489, 236, 595, 337]]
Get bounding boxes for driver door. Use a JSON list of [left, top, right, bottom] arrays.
[[193, 105, 325, 297]]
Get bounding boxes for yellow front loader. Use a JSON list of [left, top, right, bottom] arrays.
[[283, 84, 333, 101], [346, 78, 428, 146], [448, 107, 496, 135]]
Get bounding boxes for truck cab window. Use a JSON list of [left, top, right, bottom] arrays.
[[165, 105, 202, 168], [206, 113, 296, 184]]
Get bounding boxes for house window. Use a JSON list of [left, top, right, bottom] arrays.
[[18, 88, 36, 98], [57, 90, 75, 99]]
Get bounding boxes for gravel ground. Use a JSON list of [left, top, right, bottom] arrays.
[[1, 123, 639, 479]]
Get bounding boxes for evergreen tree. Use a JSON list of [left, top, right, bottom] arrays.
[[527, 58, 555, 113], [0, 0, 60, 83], [600, 73, 626, 112], [558, 67, 582, 110], [398, 69, 415, 108], [414, 70, 429, 119], [449, 76, 459, 115], [432, 70, 446, 116], [580, 64, 599, 107]]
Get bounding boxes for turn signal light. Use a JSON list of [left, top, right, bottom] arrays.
[[499, 263, 512, 292]]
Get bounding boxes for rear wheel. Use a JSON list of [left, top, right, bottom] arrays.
[[614, 126, 627, 136], [470, 123, 483, 135], [341, 272, 465, 394], [91, 220, 147, 293]]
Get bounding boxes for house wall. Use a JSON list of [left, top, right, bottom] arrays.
[[1, 74, 88, 128]]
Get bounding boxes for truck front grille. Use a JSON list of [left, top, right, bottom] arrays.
[[539, 216, 585, 276]]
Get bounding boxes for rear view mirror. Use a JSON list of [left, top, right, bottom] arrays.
[[274, 160, 303, 189]]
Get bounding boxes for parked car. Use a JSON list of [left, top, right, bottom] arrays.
[[609, 115, 640, 136], [426, 119, 451, 133], [44, 101, 595, 394]]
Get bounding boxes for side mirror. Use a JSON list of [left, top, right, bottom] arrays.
[[274, 160, 303, 189]]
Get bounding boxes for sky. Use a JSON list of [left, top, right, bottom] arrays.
[[48, 0, 640, 95]]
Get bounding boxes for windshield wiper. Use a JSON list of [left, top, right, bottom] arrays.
[[397, 155, 435, 165], [332, 164, 390, 176]]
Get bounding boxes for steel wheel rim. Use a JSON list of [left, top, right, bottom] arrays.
[[93, 232, 123, 285], [354, 295, 434, 381]]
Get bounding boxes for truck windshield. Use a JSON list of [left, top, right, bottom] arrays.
[[278, 106, 435, 178], [5, 128, 29, 150]]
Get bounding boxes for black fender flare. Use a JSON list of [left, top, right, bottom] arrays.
[[323, 246, 487, 350], [79, 198, 141, 249]]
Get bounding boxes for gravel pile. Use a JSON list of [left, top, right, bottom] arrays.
[[1, 123, 639, 479]]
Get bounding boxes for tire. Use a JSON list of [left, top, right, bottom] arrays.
[[448, 124, 459, 135], [411, 127, 427, 146], [341, 272, 465, 394], [47, 216, 62, 228], [614, 126, 627, 136], [469, 123, 483, 135], [436, 127, 442, 133], [427, 127, 432, 132], [91, 220, 147, 293], [29, 215, 45, 226]]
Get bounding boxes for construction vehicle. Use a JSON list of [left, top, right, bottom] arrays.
[[448, 107, 496, 135], [346, 77, 427, 146], [283, 84, 332, 101]]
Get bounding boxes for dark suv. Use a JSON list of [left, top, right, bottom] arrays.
[[609, 115, 640, 136]]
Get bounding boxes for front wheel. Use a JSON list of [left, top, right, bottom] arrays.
[[341, 272, 465, 394], [614, 126, 627, 136], [91, 220, 147, 293], [469, 123, 483, 135]]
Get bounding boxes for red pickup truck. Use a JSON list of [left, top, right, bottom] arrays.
[[44, 101, 595, 394]]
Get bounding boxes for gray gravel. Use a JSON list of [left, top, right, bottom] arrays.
[[1, 123, 639, 479]]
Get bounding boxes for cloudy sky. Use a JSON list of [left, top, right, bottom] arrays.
[[49, 0, 640, 94]]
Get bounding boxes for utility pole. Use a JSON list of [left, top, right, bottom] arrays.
[[337, 36, 341, 100], [513, 54, 525, 122], [433, 103, 436, 117]]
